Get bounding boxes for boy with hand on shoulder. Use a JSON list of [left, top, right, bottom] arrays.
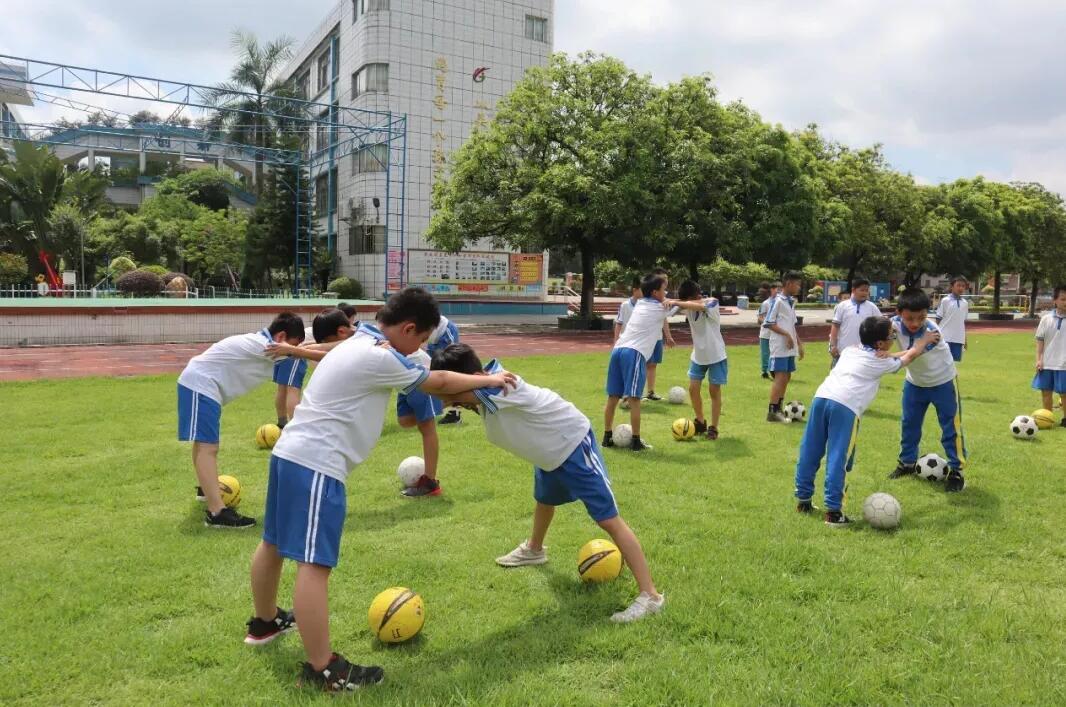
[[829, 278, 881, 367], [757, 281, 780, 380], [431, 343, 664, 623], [764, 272, 805, 422], [245, 288, 515, 692], [934, 276, 970, 362], [672, 280, 728, 439], [178, 312, 305, 529], [795, 316, 939, 526], [1033, 284, 1066, 425]]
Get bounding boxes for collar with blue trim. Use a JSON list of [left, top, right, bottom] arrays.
[[357, 322, 386, 341], [258, 328, 273, 342]]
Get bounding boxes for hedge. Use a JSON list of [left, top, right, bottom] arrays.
[[116, 269, 164, 296], [327, 276, 364, 300]]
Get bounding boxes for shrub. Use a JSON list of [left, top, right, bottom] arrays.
[[0, 252, 29, 284], [140, 264, 168, 277], [806, 285, 824, 303], [116, 269, 164, 296], [110, 256, 137, 277], [327, 276, 364, 300], [162, 272, 194, 287]]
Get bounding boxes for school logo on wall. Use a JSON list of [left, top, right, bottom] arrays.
[[472, 67, 489, 83]]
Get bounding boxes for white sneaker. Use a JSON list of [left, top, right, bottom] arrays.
[[611, 592, 665, 623], [495, 541, 547, 567]]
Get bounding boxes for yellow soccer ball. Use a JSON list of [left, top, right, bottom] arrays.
[[1032, 409, 1055, 430], [217, 475, 242, 508], [671, 417, 696, 441], [255, 423, 282, 449], [577, 539, 623, 583], [368, 587, 425, 643]]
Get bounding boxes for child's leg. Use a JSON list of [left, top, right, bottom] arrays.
[[284, 386, 301, 421], [251, 541, 284, 620], [294, 562, 333, 671], [193, 442, 224, 514], [274, 385, 287, 423], [760, 339, 770, 374], [527, 502, 555, 551], [1042, 389, 1054, 410], [709, 383, 722, 429], [604, 395, 621, 431], [417, 419, 439, 481], [934, 379, 966, 470], [770, 371, 791, 405], [628, 396, 642, 437], [688, 378, 704, 422], [598, 515, 657, 597], [822, 404, 859, 511], [899, 382, 930, 464], [646, 363, 657, 394], [794, 399, 829, 502]]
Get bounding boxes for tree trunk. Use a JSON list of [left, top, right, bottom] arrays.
[[993, 268, 1002, 314], [688, 259, 699, 282], [1029, 278, 1039, 318], [580, 247, 595, 318]]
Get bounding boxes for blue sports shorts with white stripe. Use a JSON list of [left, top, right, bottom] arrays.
[[605, 347, 648, 399], [177, 383, 221, 444], [263, 455, 347, 568], [272, 357, 309, 389], [534, 429, 618, 522]]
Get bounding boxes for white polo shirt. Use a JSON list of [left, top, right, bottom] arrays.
[[177, 329, 275, 405], [832, 299, 882, 352], [934, 294, 970, 344], [687, 299, 727, 366], [617, 297, 664, 343], [473, 359, 592, 471], [757, 298, 773, 340], [1036, 311, 1066, 370], [272, 324, 429, 483], [815, 346, 904, 417], [891, 317, 956, 387], [763, 293, 798, 358], [614, 297, 677, 359]]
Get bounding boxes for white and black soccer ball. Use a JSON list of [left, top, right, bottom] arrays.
[[612, 423, 633, 447], [1011, 415, 1038, 440], [668, 386, 687, 405], [916, 453, 948, 481], [863, 492, 902, 530], [397, 456, 425, 487], [784, 401, 807, 422]]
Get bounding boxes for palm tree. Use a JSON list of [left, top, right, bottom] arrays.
[[0, 141, 67, 270]]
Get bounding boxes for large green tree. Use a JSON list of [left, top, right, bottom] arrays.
[[0, 141, 67, 268]]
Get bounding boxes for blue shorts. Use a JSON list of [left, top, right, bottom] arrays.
[[606, 347, 647, 399], [534, 429, 618, 522], [397, 388, 444, 423], [649, 339, 664, 365], [770, 356, 797, 373], [947, 342, 964, 362], [177, 384, 221, 444], [272, 357, 309, 389], [264, 456, 347, 568], [688, 359, 729, 385], [1033, 369, 1066, 394]]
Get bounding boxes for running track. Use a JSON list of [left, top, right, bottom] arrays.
[[0, 320, 1034, 382]]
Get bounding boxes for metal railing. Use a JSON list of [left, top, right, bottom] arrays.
[[0, 284, 201, 299]]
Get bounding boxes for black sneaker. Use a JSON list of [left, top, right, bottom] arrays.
[[643, 391, 663, 402], [402, 475, 441, 497], [767, 410, 789, 423], [205, 507, 256, 529], [693, 420, 708, 435], [824, 510, 853, 527], [195, 486, 206, 502], [797, 500, 816, 514], [439, 409, 462, 425], [244, 608, 295, 646], [706, 426, 719, 441], [761, 372, 771, 380], [631, 437, 653, 452], [1060, 417, 1066, 428], [888, 462, 917, 479], [602, 433, 615, 448], [945, 469, 966, 493], [300, 653, 384, 692]]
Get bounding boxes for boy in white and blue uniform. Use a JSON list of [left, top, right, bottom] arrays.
[[829, 277, 881, 367], [395, 347, 445, 497], [887, 289, 967, 492], [427, 314, 463, 424], [603, 273, 678, 451], [674, 280, 727, 439], [934, 276, 970, 362], [177, 312, 305, 528], [763, 271, 805, 422], [430, 342, 665, 624], [795, 316, 938, 526], [1033, 284, 1066, 424], [757, 281, 780, 379], [245, 288, 514, 692], [615, 275, 675, 402]]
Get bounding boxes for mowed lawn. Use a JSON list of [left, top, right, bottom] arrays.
[[2, 332, 1065, 705]]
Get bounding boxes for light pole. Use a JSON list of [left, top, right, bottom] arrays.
[[80, 226, 85, 297]]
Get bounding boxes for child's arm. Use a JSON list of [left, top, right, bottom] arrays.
[[613, 321, 623, 344], [265, 342, 330, 362], [663, 317, 676, 347], [828, 322, 840, 357], [1036, 339, 1045, 371], [896, 330, 940, 366], [418, 370, 517, 396], [667, 299, 708, 312]]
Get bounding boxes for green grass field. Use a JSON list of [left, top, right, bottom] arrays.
[[3, 333, 1066, 705]]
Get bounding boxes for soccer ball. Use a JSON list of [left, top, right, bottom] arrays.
[[577, 539, 623, 583], [255, 423, 281, 449], [612, 423, 633, 447], [784, 401, 807, 422], [1011, 415, 1038, 440], [667, 386, 687, 405], [917, 453, 948, 481], [217, 475, 242, 508], [1032, 409, 1055, 430], [368, 587, 425, 643], [397, 456, 425, 487], [863, 492, 902, 530], [671, 418, 696, 441]]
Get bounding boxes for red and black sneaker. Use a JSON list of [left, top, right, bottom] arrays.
[[244, 608, 296, 646], [402, 475, 441, 498], [300, 653, 384, 692]]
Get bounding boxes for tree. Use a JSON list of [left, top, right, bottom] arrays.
[[178, 209, 248, 284], [0, 141, 67, 270], [0, 252, 29, 283], [155, 168, 238, 211], [1006, 183, 1066, 316], [84, 111, 120, 128], [48, 203, 91, 277], [62, 164, 110, 215], [427, 53, 658, 317]]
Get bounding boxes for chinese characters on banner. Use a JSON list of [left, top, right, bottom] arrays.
[[432, 58, 448, 179], [509, 253, 544, 285], [386, 250, 404, 291], [407, 250, 546, 297]]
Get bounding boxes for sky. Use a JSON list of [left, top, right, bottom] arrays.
[[2, 0, 1065, 192]]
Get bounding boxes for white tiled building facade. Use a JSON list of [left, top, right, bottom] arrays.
[[285, 0, 553, 296]]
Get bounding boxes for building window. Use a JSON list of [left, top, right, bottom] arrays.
[[317, 52, 331, 94], [315, 109, 331, 153], [315, 173, 330, 217], [353, 143, 388, 174], [525, 15, 548, 42], [294, 70, 310, 100], [353, 0, 389, 21], [349, 224, 387, 255], [352, 63, 389, 99]]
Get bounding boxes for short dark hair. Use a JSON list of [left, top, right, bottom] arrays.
[[758, 281, 771, 291], [851, 277, 871, 289], [1054, 284, 1066, 300], [337, 302, 358, 320], [630, 277, 642, 290], [896, 288, 931, 313], [950, 276, 969, 285], [783, 271, 803, 284], [268, 312, 306, 341], [677, 280, 702, 300], [430, 343, 483, 374], [651, 267, 669, 276], [771, 281, 783, 289], [312, 308, 350, 343], [859, 316, 893, 347], [641, 274, 666, 298], [376, 287, 441, 334]]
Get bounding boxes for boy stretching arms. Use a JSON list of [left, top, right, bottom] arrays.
[[887, 288, 967, 492], [178, 312, 305, 528], [427, 314, 463, 424], [934, 276, 970, 362], [829, 277, 881, 367], [675, 280, 727, 439], [764, 272, 805, 422], [603, 273, 677, 451], [757, 281, 780, 379], [272, 306, 357, 428], [1033, 284, 1066, 425], [796, 317, 939, 525], [431, 343, 664, 623], [615, 275, 675, 404], [245, 288, 515, 691]]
